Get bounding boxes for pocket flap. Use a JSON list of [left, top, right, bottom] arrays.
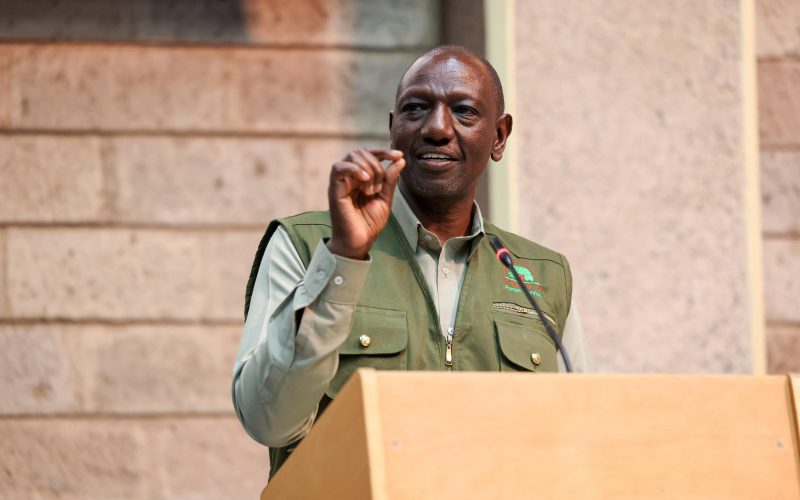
[[494, 316, 557, 372], [338, 306, 408, 355]]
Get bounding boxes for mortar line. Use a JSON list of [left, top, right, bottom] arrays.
[[757, 55, 800, 64], [766, 320, 800, 329], [760, 143, 800, 152], [0, 318, 242, 327], [763, 232, 800, 240], [0, 412, 237, 421], [0, 129, 390, 140], [0, 222, 268, 231], [0, 39, 432, 53]]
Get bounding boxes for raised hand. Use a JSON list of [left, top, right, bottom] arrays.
[[326, 148, 406, 260]]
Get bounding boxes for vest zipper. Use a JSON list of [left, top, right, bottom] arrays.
[[445, 326, 454, 371]]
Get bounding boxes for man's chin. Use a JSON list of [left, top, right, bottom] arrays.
[[401, 173, 465, 201]]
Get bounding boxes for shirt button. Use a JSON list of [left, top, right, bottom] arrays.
[[359, 335, 371, 348], [317, 271, 326, 280], [425, 235, 433, 241], [442, 267, 449, 276], [333, 276, 344, 286], [531, 353, 542, 366]]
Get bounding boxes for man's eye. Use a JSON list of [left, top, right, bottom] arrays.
[[454, 106, 477, 117], [402, 103, 427, 113]]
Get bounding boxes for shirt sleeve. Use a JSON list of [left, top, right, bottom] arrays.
[[231, 226, 371, 447], [558, 303, 596, 373]]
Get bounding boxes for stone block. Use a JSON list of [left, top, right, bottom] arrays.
[[0, 420, 150, 499], [108, 137, 308, 225], [758, 61, 800, 146], [106, 137, 390, 225], [514, 0, 750, 373], [0, 0, 248, 43], [5, 228, 263, 321], [764, 239, 800, 322], [0, 0, 438, 48], [227, 48, 412, 135], [84, 325, 241, 413], [766, 325, 800, 373], [761, 151, 800, 234], [4, 44, 415, 135], [0, 324, 242, 415], [201, 231, 264, 321], [5, 44, 229, 131], [5, 228, 204, 320], [0, 326, 84, 414], [0, 136, 105, 222], [147, 418, 268, 499], [0, 418, 267, 499], [756, 0, 800, 58]]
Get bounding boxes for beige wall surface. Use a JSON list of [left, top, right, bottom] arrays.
[[513, 0, 754, 373], [0, 1, 437, 498]]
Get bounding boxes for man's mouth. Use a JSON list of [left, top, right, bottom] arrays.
[[415, 151, 459, 169], [418, 153, 456, 160]]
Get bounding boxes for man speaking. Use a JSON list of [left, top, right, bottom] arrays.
[[232, 45, 593, 477]]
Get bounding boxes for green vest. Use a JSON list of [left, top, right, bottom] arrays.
[[244, 211, 572, 476]]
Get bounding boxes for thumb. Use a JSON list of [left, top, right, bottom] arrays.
[[381, 157, 406, 196]]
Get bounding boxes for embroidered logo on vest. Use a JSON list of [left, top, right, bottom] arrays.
[[504, 264, 544, 298]]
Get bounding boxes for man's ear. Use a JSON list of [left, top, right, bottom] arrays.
[[491, 114, 513, 162]]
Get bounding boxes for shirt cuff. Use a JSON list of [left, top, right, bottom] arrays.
[[296, 241, 372, 307]]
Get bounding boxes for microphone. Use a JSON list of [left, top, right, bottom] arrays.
[[490, 236, 573, 373]]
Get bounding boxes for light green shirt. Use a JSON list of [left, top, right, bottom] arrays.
[[390, 190, 485, 338], [232, 190, 594, 448]]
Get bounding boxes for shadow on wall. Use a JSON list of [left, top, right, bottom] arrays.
[[0, 0, 439, 49], [0, 0, 436, 138], [0, 0, 249, 42]]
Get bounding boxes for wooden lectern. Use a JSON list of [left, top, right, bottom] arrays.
[[261, 370, 800, 499]]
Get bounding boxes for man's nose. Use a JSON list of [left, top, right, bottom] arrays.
[[421, 104, 455, 144]]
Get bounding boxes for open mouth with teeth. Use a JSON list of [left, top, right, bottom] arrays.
[[416, 152, 459, 168]]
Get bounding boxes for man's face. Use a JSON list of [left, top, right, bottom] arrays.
[[390, 53, 504, 203]]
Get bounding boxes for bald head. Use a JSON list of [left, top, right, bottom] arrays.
[[395, 45, 506, 117]]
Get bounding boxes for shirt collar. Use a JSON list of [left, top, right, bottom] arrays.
[[391, 187, 485, 254]]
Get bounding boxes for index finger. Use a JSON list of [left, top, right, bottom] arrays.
[[365, 148, 403, 162]]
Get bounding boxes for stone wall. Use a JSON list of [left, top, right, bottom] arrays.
[[757, 0, 800, 372], [0, 1, 437, 498], [3, 0, 797, 496]]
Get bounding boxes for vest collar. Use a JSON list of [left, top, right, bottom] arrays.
[[391, 187, 485, 257]]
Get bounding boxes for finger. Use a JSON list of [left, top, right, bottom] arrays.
[[354, 148, 385, 194], [347, 151, 379, 196], [365, 147, 403, 162], [330, 161, 369, 198], [380, 157, 406, 197]]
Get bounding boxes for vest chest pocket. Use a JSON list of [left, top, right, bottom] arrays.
[[493, 313, 559, 372], [325, 306, 408, 398]]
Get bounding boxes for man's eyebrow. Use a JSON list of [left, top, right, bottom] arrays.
[[398, 86, 481, 103], [397, 85, 434, 99]]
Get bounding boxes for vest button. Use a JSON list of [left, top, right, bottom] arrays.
[[531, 353, 542, 366], [359, 335, 371, 348]]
